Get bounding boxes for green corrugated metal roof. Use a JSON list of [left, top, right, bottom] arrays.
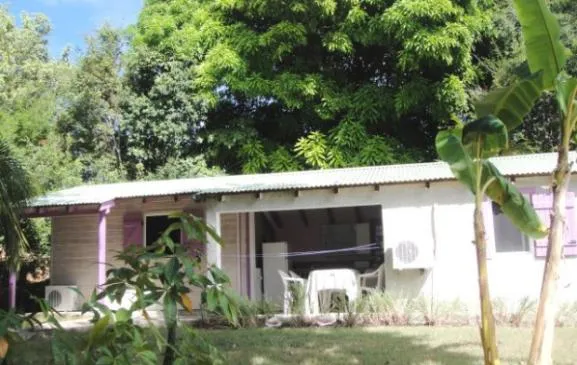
[[28, 152, 575, 208]]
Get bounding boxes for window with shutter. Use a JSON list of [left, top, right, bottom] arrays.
[[531, 191, 577, 258], [123, 212, 143, 248], [145, 215, 181, 247], [532, 192, 553, 258], [492, 201, 531, 253]]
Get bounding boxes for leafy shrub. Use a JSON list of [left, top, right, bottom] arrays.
[[0, 308, 44, 362], [556, 301, 577, 327], [509, 296, 537, 327], [173, 326, 226, 365], [3, 212, 238, 365], [414, 296, 469, 326], [288, 282, 306, 315], [233, 297, 279, 328], [493, 296, 537, 327], [359, 292, 416, 326]]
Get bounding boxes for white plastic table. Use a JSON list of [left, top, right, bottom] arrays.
[[304, 268, 360, 315]]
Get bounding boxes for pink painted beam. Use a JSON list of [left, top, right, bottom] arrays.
[[8, 271, 16, 309], [23, 205, 101, 218]]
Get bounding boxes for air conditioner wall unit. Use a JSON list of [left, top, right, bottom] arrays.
[[392, 240, 434, 270], [45, 285, 80, 312]]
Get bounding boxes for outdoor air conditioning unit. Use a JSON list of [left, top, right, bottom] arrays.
[[392, 240, 434, 270], [45, 285, 80, 312]]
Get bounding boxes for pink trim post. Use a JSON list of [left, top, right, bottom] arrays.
[[97, 210, 107, 292], [8, 271, 16, 309], [97, 200, 115, 292]]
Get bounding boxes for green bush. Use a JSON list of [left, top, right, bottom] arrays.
[[1, 212, 238, 365]]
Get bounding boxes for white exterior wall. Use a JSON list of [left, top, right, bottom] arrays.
[[207, 176, 577, 312]]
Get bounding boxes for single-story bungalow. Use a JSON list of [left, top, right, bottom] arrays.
[[25, 152, 577, 312]]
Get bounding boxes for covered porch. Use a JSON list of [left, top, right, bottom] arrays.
[[253, 205, 384, 313], [204, 187, 398, 315]]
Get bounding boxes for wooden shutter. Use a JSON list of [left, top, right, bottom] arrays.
[[564, 192, 577, 256], [482, 200, 495, 259], [123, 212, 143, 248], [532, 192, 553, 258], [181, 208, 205, 258], [531, 191, 577, 258]]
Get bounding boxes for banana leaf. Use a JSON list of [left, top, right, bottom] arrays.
[[436, 130, 547, 239], [513, 0, 569, 89], [555, 72, 577, 119], [481, 161, 547, 239], [474, 72, 543, 131], [462, 115, 508, 158], [435, 128, 475, 193]]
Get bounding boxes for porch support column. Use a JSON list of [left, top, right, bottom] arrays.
[[248, 212, 256, 299], [8, 271, 16, 309], [205, 207, 222, 268], [97, 200, 115, 292]]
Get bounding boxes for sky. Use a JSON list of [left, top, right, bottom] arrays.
[[5, 0, 143, 58]]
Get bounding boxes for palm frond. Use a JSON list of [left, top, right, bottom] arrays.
[[0, 137, 34, 270]]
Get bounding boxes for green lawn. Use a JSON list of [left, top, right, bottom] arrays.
[[10, 326, 577, 364], [202, 327, 577, 365]]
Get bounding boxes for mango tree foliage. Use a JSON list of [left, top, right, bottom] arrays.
[[146, 156, 224, 180], [133, 0, 497, 172]]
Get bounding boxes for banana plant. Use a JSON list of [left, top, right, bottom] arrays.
[[436, 112, 547, 364], [438, 0, 576, 363], [504, 0, 577, 364]]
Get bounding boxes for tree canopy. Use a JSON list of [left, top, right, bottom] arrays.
[[132, 0, 500, 172]]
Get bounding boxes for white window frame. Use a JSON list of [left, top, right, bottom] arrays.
[[492, 204, 533, 255], [143, 211, 183, 247]]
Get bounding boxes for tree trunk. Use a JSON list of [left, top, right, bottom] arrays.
[[528, 146, 571, 365], [474, 204, 500, 365], [163, 321, 177, 365]]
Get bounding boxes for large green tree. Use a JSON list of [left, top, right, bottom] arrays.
[[0, 6, 82, 191], [57, 25, 128, 183], [131, 0, 500, 173], [121, 46, 211, 177], [0, 7, 83, 278]]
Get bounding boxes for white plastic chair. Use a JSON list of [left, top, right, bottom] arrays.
[[358, 263, 385, 294], [278, 270, 306, 315], [289, 270, 306, 283]]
